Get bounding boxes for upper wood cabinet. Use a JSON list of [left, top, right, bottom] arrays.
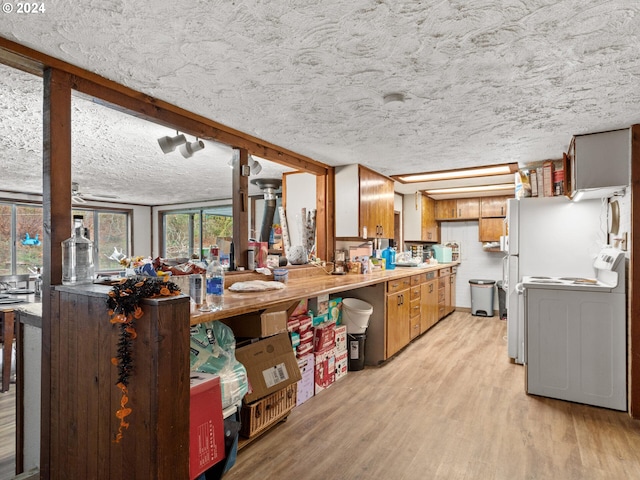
[[403, 193, 439, 242], [480, 196, 509, 217], [435, 198, 480, 220], [335, 164, 394, 239]]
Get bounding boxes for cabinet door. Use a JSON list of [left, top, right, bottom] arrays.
[[360, 167, 394, 238], [479, 217, 505, 242], [447, 274, 456, 314], [386, 290, 410, 358], [481, 196, 509, 217], [435, 199, 456, 220], [421, 195, 439, 242], [421, 279, 439, 332], [456, 198, 480, 219]]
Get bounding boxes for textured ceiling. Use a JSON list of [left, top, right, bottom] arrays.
[[1, 0, 640, 205]]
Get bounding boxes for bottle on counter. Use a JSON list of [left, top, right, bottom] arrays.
[[382, 240, 396, 270], [62, 214, 95, 285], [203, 245, 224, 311]]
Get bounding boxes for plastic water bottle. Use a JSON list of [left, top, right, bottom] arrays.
[[204, 245, 224, 311]]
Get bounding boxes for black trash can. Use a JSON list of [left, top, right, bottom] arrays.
[[497, 280, 507, 320], [347, 332, 366, 371]]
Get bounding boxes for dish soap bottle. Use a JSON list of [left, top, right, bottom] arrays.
[[382, 240, 396, 270]]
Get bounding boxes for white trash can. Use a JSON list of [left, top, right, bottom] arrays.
[[342, 298, 373, 334]]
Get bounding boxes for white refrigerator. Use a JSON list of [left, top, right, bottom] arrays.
[[503, 196, 606, 364]]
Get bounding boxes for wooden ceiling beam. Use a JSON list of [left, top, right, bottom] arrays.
[[0, 36, 328, 176]]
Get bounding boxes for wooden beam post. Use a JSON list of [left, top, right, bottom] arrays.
[[41, 67, 72, 477], [232, 148, 249, 269]]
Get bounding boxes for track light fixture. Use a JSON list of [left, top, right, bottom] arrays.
[[248, 155, 262, 175], [180, 139, 205, 158], [157, 131, 186, 153]]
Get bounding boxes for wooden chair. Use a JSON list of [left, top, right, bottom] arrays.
[[0, 274, 30, 392]]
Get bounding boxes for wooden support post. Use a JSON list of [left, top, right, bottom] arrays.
[[41, 67, 72, 477]]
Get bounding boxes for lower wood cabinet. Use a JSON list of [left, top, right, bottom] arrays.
[[421, 274, 439, 333], [386, 287, 410, 358]]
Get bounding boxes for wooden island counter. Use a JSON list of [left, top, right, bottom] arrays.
[[43, 262, 458, 479]]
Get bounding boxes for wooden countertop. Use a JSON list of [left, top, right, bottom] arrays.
[[42, 262, 459, 326], [189, 262, 459, 325]]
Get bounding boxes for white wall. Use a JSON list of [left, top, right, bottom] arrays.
[[440, 221, 504, 310], [284, 172, 317, 247]]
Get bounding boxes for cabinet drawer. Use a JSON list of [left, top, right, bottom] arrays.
[[410, 299, 421, 317], [410, 317, 421, 339], [438, 290, 445, 303], [410, 286, 421, 301], [439, 267, 452, 276], [411, 274, 422, 286], [438, 278, 446, 288], [387, 277, 412, 294]]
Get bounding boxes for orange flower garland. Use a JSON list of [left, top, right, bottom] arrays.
[[106, 276, 181, 443]]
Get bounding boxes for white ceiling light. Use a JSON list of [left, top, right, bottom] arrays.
[[397, 164, 517, 183], [180, 139, 205, 158], [248, 155, 262, 175], [425, 184, 515, 195], [157, 132, 186, 153]]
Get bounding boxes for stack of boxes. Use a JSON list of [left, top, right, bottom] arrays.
[[223, 303, 302, 439], [287, 295, 349, 403]]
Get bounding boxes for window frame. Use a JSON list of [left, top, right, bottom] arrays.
[[0, 199, 132, 275]]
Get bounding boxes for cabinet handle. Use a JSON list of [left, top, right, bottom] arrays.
[[458, 208, 461, 216], [429, 284, 433, 293], [501, 206, 504, 216], [451, 208, 455, 217]]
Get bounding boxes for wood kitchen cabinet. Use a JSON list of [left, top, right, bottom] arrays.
[[336, 164, 394, 239], [480, 196, 509, 217], [479, 217, 505, 242], [420, 271, 439, 333], [386, 276, 412, 358], [447, 268, 457, 315], [403, 193, 439, 242], [479, 195, 511, 242], [435, 198, 480, 220], [409, 274, 422, 339], [438, 267, 452, 320]]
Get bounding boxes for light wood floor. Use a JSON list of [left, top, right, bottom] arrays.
[[0, 380, 15, 480], [225, 312, 640, 480]]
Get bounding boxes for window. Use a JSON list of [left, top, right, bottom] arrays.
[[0, 202, 130, 275], [163, 205, 233, 263], [73, 208, 130, 272]]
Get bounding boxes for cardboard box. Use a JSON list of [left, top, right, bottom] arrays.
[[236, 332, 302, 404], [222, 301, 297, 338], [313, 321, 336, 353], [290, 298, 308, 317], [296, 353, 315, 406], [314, 349, 335, 394], [309, 293, 329, 317], [334, 324, 347, 352], [328, 297, 343, 324], [190, 373, 225, 479], [334, 348, 348, 381]]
